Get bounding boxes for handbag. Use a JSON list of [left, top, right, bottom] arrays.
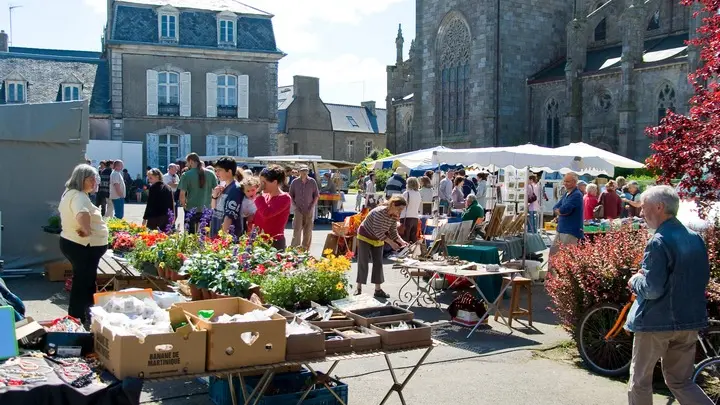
[[528, 185, 537, 204], [593, 193, 605, 219]]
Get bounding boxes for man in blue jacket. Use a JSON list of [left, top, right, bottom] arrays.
[[549, 172, 584, 259], [625, 185, 711, 404]]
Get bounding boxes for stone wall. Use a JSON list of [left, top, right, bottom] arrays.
[[392, 102, 414, 153], [529, 80, 566, 146], [580, 72, 622, 152]]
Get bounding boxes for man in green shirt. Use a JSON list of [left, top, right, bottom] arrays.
[[179, 154, 219, 233], [461, 194, 485, 224]]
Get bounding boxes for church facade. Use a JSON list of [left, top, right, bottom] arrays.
[[386, 0, 700, 161]]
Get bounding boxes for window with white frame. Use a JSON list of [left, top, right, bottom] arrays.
[[217, 75, 237, 107], [158, 134, 179, 171], [5, 81, 26, 103], [158, 71, 179, 115], [364, 140, 373, 156], [217, 135, 238, 156], [218, 17, 236, 45], [158, 9, 178, 42], [346, 139, 354, 160], [62, 84, 81, 101]]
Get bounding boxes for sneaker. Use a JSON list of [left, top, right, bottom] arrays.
[[374, 289, 390, 299]]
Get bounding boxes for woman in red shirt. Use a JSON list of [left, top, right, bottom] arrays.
[[583, 183, 599, 220], [254, 165, 292, 249], [600, 180, 623, 219]]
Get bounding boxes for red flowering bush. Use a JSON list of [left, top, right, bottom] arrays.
[[545, 230, 648, 333], [111, 232, 138, 253], [702, 219, 720, 318]]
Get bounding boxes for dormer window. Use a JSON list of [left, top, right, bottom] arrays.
[[62, 84, 81, 101], [5, 80, 26, 103], [158, 6, 179, 43], [217, 12, 237, 47]]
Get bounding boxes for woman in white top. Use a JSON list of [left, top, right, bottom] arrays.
[[400, 177, 422, 242], [364, 173, 377, 209], [476, 173, 488, 208], [419, 176, 434, 204], [58, 164, 110, 325]]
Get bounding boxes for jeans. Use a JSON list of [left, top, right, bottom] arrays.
[[59, 238, 107, 324], [112, 198, 125, 219], [527, 210, 538, 233], [628, 330, 712, 405]]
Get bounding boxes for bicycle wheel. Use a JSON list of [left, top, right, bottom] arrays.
[[693, 356, 720, 404], [698, 324, 720, 362], [576, 303, 633, 377]]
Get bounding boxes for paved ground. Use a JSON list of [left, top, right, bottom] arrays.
[[5, 195, 674, 404]]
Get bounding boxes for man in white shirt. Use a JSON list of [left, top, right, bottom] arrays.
[[163, 164, 180, 219], [109, 160, 127, 219], [438, 170, 455, 211]]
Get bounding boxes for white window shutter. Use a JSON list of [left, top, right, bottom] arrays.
[[238, 135, 248, 157], [180, 134, 192, 157], [238, 74, 249, 118], [146, 69, 158, 116], [206, 135, 218, 156], [206, 73, 218, 118], [180, 72, 192, 117], [146, 133, 159, 168]]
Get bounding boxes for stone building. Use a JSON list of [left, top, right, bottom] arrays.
[[0, 31, 112, 139], [386, 0, 697, 161], [277, 76, 387, 163], [0, 0, 283, 171]]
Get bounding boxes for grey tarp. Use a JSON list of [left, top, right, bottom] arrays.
[[0, 100, 89, 269]]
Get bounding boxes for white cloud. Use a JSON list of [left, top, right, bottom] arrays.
[[280, 54, 388, 107]]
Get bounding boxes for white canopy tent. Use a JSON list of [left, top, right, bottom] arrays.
[[370, 146, 451, 171], [552, 142, 645, 172], [432, 144, 617, 176]]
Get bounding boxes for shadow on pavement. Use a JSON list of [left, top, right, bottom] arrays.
[[5, 274, 69, 307]]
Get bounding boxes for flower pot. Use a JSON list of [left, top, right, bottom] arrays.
[[156, 266, 167, 279], [189, 284, 203, 301], [201, 288, 213, 300]]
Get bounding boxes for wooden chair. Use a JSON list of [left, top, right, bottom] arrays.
[[495, 276, 533, 327]]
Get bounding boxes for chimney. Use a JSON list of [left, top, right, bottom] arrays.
[[362, 101, 376, 116], [293, 75, 320, 99], [0, 30, 8, 52]]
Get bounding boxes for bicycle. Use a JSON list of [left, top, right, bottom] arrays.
[[576, 295, 720, 377]]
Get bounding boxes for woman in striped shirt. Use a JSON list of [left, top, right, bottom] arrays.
[[356, 195, 409, 298]]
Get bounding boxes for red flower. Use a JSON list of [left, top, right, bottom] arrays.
[[177, 252, 186, 261], [345, 251, 355, 259]]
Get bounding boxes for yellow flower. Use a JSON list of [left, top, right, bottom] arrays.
[[323, 248, 334, 256], [159, 262, 166, 268], [336, 282, 344, 290]]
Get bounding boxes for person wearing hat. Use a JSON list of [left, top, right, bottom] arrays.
[[289, 165, 319, 250], [577, 180, 587, 195]]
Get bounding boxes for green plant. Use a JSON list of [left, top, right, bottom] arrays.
[[351, 148, 394, 191]]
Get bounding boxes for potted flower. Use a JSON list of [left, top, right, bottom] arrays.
[[111, 232, 137, 257]]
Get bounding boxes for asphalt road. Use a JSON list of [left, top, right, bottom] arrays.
[[6, 196, 673, 404]]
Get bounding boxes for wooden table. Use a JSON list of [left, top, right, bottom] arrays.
[[392, 258, 522, 338]]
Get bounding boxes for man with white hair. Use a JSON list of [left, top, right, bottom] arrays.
[[163, 164, 180, 219], [626, 185, 711, 404], [549, 172, 584, 257]]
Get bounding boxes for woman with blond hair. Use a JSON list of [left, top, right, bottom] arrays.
[[356, 195, 409, 298], [400, 177, 422, 242]]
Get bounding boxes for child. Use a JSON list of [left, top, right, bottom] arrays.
[[241, 176, 260, 231]]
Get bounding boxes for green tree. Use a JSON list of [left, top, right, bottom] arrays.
[[351, 149, 394, 191]]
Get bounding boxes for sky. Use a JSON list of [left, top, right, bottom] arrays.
[[0, 0, 416, 109]]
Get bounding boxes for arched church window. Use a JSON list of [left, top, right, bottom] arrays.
[[657, 83, 676, 124], [437, 14, 471, 136], [594, 3, 607, 41], [545, 98, 560, 147], [647, 10, 660, 31]]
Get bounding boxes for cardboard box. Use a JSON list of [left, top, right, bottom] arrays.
[[44, 261, 73, 282], [175, 298, 287, 371], [113, 275, 172, 292], [92, 290, 207, 379], [263, 305, 295, 319], [345, 306, 414, 327], [286, 322, 326, 361], [334, 327, 381, 352], [370, 321, 432, 351], [324, 331, 351, 355]]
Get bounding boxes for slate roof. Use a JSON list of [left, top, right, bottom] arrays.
[[0, 47, 111, 115], [110, 3, 280, 53], [529, 33, 689, 83], [117, 0, 271, 15], [326, 103, 387, 134]]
